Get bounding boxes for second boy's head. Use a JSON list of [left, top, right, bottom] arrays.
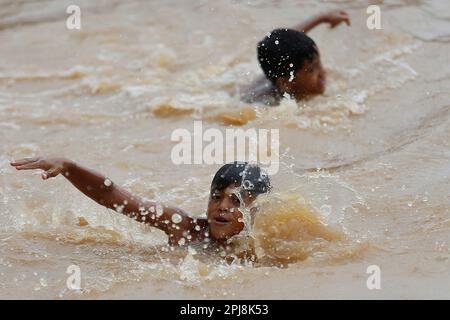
[[257, 28, 326, 99], [207, 162, 271, 241]]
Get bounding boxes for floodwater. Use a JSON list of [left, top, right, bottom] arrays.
[[0, 0, 449, 299]]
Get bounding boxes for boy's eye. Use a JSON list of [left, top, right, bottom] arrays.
[[230, 195, 241, 206], [212, 194, 221, 201]]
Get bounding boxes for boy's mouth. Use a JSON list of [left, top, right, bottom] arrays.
[[213, 216, 230, 225]]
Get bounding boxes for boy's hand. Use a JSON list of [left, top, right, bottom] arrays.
[[10, 157, 70, 180], [321, 10, 350, 28]]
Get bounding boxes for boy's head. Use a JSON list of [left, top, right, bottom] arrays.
[[207, 162, 271, 241], [257, 28, 326, 98]]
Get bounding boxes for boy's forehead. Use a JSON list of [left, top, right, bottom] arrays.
[[213, 186, 256, 202], [224, 185, 242, 195], [213, 184, 241, 195]]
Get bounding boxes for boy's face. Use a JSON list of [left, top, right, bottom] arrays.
[[207, 184, 256, 241], [276, 54, 326, 98]]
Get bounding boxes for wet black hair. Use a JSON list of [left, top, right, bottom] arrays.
[[257, 28, 319, 84], [210, 161, 271, 196]]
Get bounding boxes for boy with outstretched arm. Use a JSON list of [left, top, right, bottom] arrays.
[[11, 158, 270, 248]]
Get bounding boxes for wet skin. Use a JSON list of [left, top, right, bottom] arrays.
[[207, 185, 257, 241], [275, 54, 326, 99], [10, 157, 257, 247], [273, 9, 350, 99]]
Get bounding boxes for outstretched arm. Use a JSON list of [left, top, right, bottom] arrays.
[[294, 10, 350, 33], [10, 157, 201, 243]]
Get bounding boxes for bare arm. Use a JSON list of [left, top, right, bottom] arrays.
[[10, 157, 204, 244], [294, 10, 350, 33]]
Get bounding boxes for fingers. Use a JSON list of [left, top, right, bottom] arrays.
[[10, 157, 40, 167], [12, 158, 47, 171], [10, 156, 61, 179], [343, 15, 351, 26], [328, 12, 350, 28], [15, 162, 45, 170], [342, 11, 351, 26], [42, 167, 61, 180], [339, 11, 350, 26]]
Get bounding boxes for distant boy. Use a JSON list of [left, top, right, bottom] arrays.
[[242, 10, 350, 105]]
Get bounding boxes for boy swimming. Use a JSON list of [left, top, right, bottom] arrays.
[[242, 10, 350, 105], [10, 158, 270, 248]]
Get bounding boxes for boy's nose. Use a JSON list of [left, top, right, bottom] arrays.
[[219, 197, 233, 212]]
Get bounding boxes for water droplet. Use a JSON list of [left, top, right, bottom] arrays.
[[171, 213, 182, 224], [288, 71, 294, 82], [39, 278, 47, 287], [156, 205, 164, 217], [320, 204, 332, 216], [243, 180, 254, 190]]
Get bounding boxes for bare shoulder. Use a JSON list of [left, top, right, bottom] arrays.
[[163, 208, 209, 246], [241, 75, 282, 106], [166, 216, 208, 246]]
